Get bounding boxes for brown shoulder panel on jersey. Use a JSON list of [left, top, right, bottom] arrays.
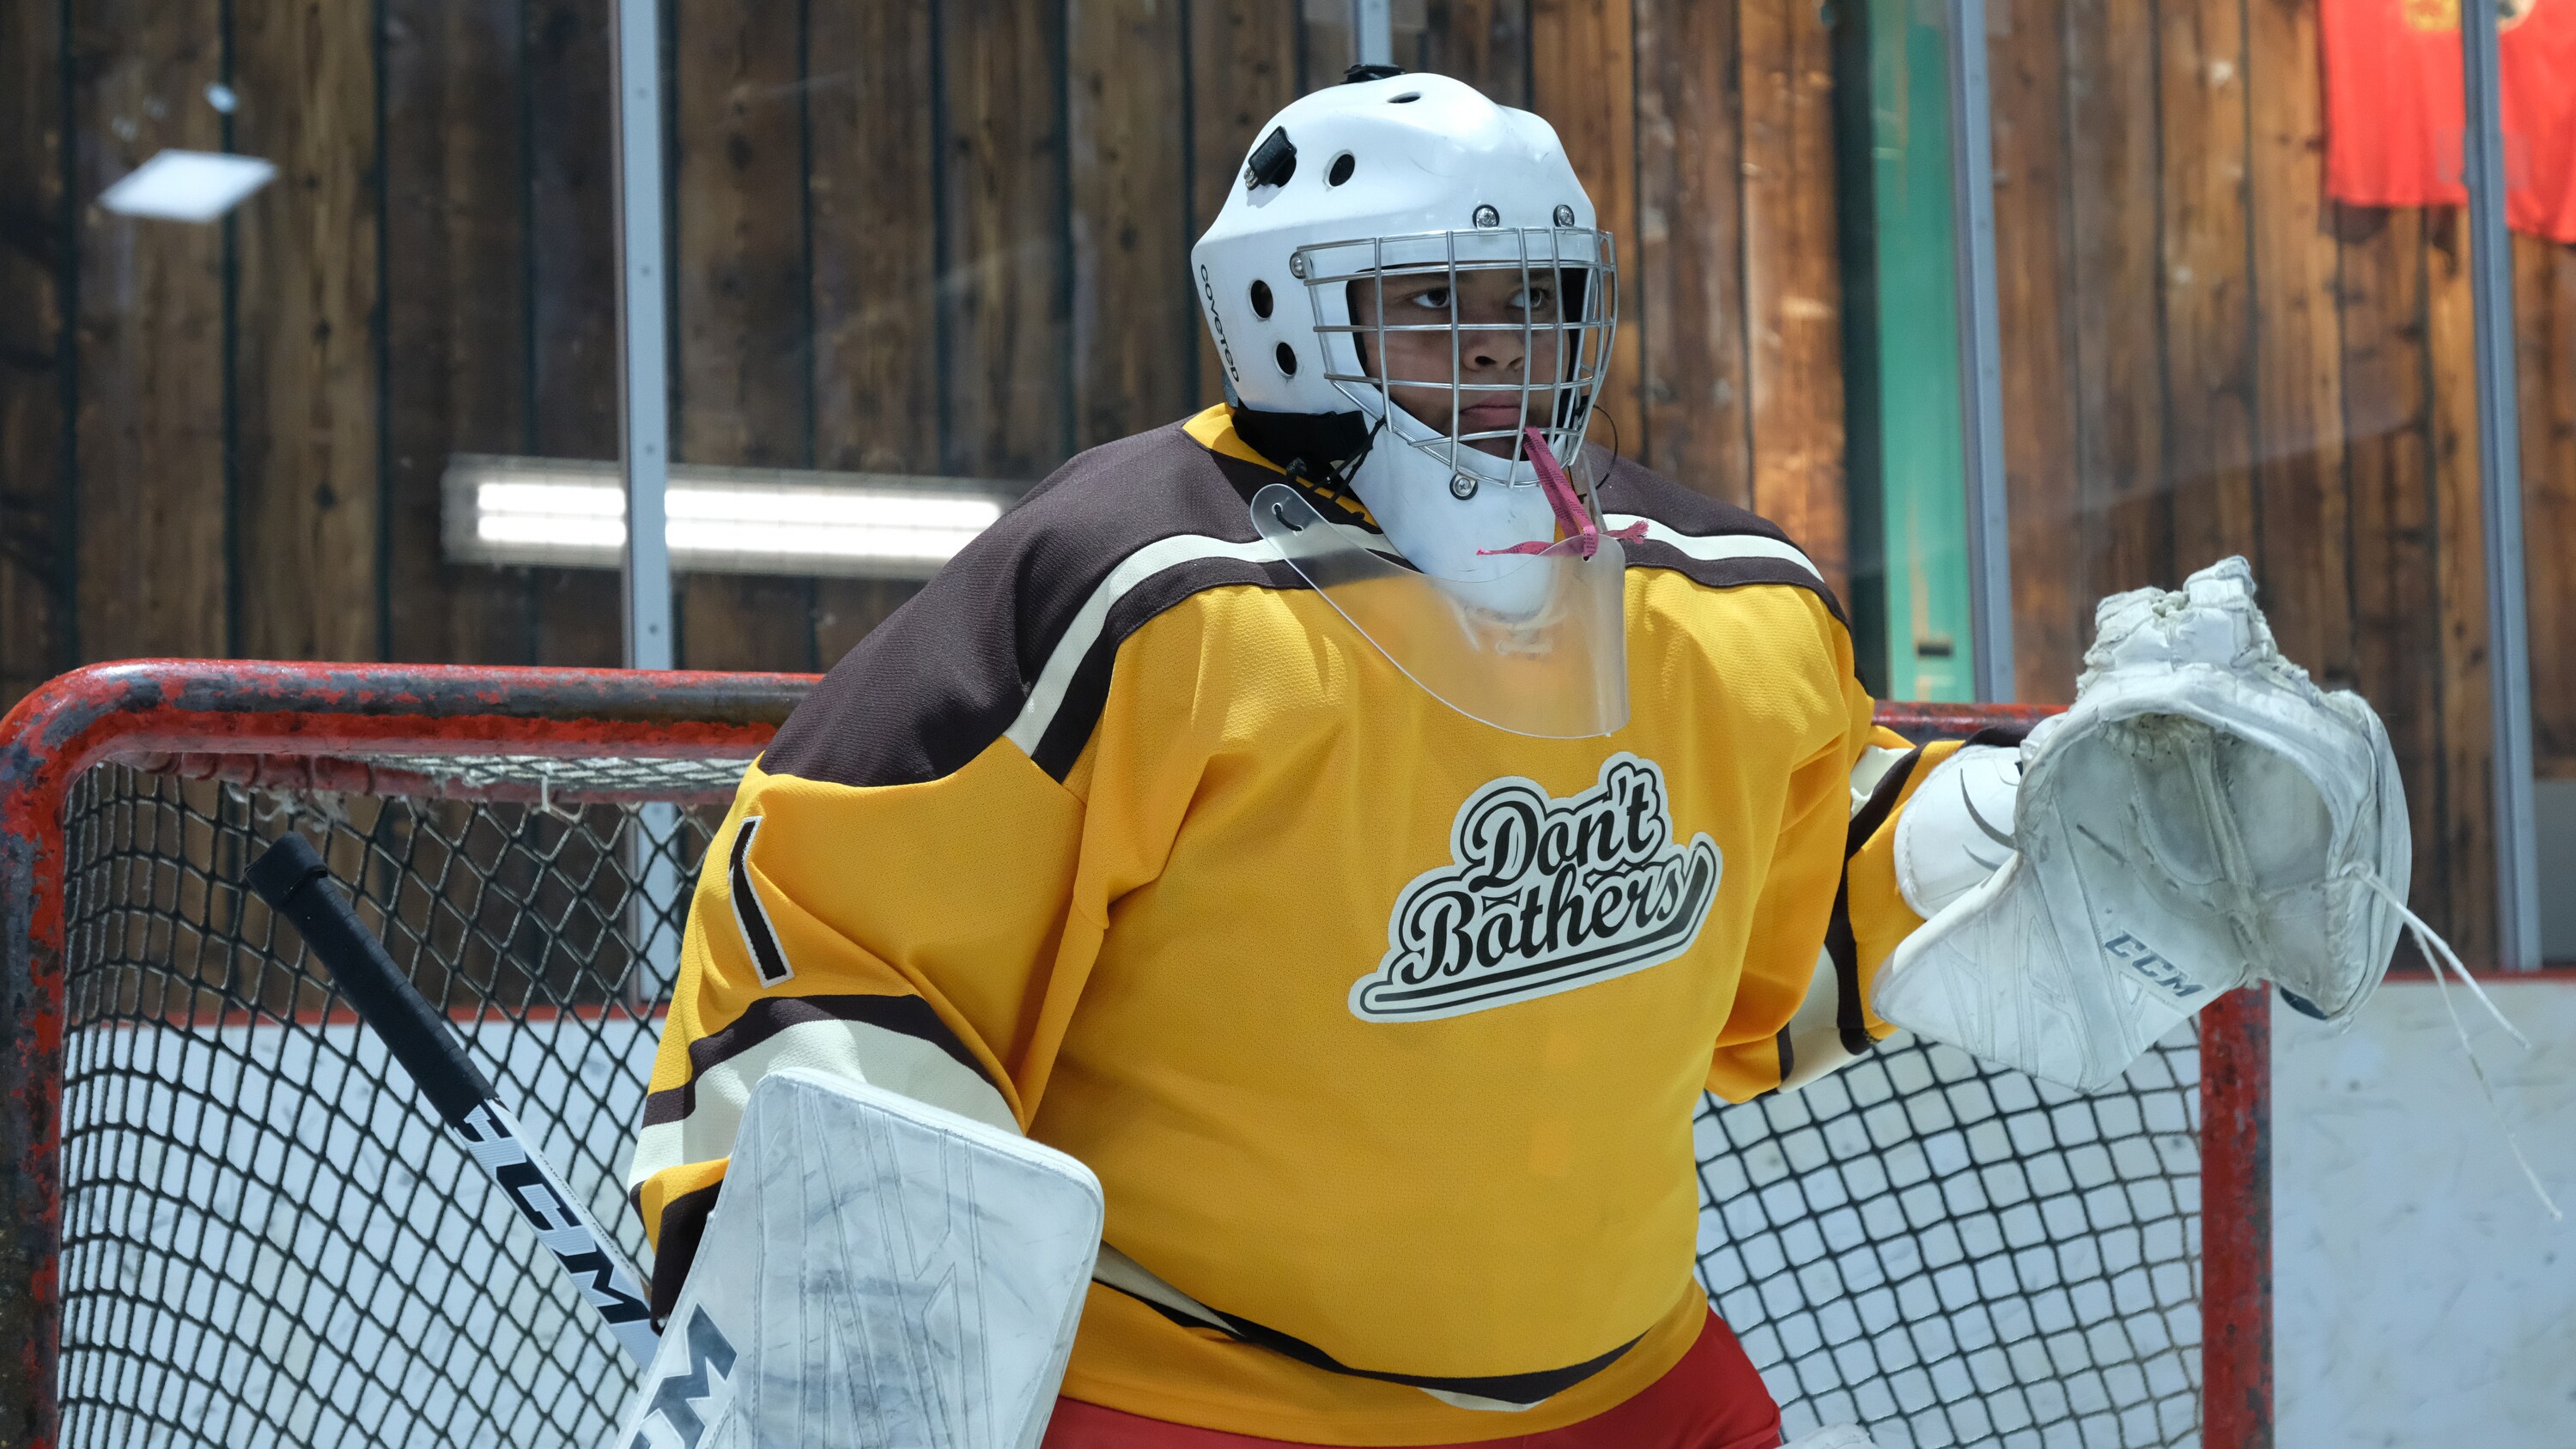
[[1590, 449, 1850, 627], [762, 426, 1846, 791], [760, 421, 1303, 788]]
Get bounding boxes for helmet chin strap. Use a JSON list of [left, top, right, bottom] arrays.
[[1224, 395, 1381, 493], [1295, 414, 1382, 494]]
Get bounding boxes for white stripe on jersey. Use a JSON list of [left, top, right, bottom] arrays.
[[627, 1017, 1020, 1189], [1850, 743, 1915, 815], [1005, 533, 1289, 756], [1005, 515, 1817, 758], [1605, 515, 1826, 583]]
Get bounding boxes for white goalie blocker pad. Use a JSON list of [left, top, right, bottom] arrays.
[[608, 1069, 1103, 1449], [1873, 558, 2410, 1092]]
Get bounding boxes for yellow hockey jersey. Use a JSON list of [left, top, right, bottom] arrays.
[[629, 406, 1963, 1443]]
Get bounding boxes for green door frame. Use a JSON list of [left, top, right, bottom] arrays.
[[1832, 0, 1974, 703]]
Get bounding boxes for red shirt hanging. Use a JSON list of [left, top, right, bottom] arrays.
[[2324, 0, 2576, 243]]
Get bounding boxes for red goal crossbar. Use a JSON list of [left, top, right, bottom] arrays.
[[0, 662, 2269, 1447]]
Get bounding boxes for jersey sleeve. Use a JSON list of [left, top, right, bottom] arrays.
[[625, 740, 1088, 1315], [1704, 674, 1978, 1101], [623, 424, 1298, 1319]]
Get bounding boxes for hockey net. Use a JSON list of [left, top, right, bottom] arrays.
[[0, 664, 2268, 1448]]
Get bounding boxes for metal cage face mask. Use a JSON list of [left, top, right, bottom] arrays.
[[1294, 226, 1619, 484]]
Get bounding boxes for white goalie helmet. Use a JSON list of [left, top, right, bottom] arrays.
[[1193, 68, 1617, 510], [1194, 70, 1631, 737]]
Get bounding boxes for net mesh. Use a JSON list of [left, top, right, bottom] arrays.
[[56, 756, 728, 1449], [52, 752, 2204, 1448], [1698, 1038, 2202, 1448]]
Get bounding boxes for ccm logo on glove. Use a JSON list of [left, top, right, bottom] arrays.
[[2102, 932, 2204, 1002]]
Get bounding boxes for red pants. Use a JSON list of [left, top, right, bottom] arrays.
[[1042, 1312, 1782, 1449]]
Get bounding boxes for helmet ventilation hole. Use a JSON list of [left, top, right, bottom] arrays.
[[1389, 91, 1421, 104], [1327, 153, 1357, 186], [1249, 280, 1273, 318], [1273, 343, 1299, 377]]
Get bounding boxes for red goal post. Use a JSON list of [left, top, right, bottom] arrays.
[[0, 661, 2270, 1447]]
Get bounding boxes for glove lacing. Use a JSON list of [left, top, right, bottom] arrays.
[[2347, 864, 2561, 1220]]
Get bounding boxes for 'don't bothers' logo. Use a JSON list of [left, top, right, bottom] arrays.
[[1352, 754, 1722, 1022]]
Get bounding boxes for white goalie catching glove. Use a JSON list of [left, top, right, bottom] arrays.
[[1872, 557, 2411, 1091], [609, 1069, 1103, 1449]]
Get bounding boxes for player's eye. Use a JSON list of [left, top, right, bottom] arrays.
[[1508, 286, 1554, 313], [1403, 286, 1452, 312]]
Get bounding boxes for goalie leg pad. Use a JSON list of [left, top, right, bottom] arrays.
[[609, 1068, 1103, 1449]]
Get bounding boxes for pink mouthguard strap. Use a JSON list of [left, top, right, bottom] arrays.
[[1475, 427, 1648, 559]]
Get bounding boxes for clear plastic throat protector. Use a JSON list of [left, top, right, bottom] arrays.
[[1252, 481, 1631, 738]]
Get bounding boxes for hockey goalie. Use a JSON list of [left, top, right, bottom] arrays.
[[613, 70, 2409, 1449]]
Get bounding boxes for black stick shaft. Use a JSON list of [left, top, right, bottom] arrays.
[[246, 832, 495, 1127], [247, 832, 661, 1366]]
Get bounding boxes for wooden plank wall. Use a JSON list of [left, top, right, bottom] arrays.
[[3, 0, 2567, 949], [0, 0, 70, 707], [1984, 0, 2576, 959], [0, 0, 1853, 688]]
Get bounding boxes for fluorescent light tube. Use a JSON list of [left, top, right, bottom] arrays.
[[442, 456, 1020, 579]]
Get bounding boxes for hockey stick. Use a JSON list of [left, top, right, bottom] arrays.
[[246, 832, 662, 1368]]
